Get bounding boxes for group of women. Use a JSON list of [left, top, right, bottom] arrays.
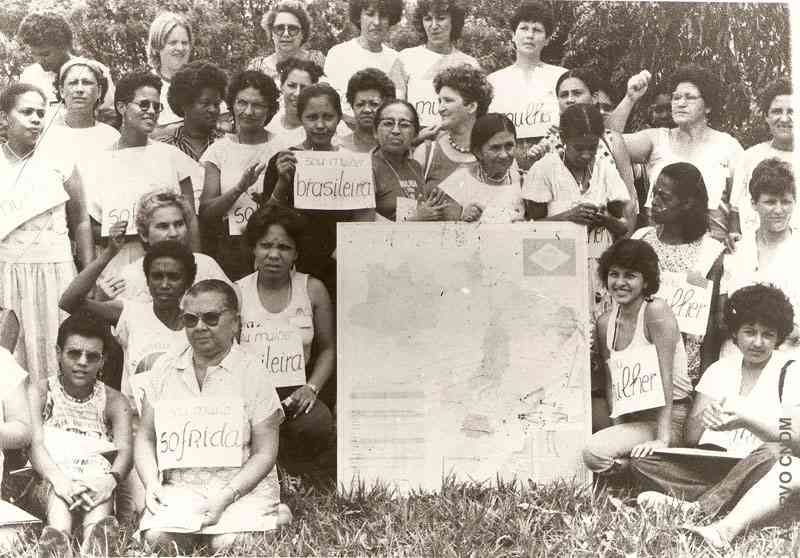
[[0, 0, 796, 554]]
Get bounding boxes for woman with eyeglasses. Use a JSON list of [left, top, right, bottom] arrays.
[[79, 71, 201, 280], [339, 68, 396, 153], [200, 71, 282, 281], [147, 12, 194, 127], [0, 83, 93, 380], [135, 279, 292, 554], [608, 64, 744, 238], [237, 205, 336, 486], [247, 0, 325, 88]]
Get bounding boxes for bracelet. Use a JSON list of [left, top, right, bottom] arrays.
[[225, 485, 241, 502], [306, 383, 319, 395]]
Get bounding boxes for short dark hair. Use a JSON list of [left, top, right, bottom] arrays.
[[559, 103, 604, 141], [758, 78, 792, 116], [57, 310, 109, 352], [346, 67, 396, 107], [433, 64, 493, 119], [261, 0, 313, 44], [556, 67, 599, 96], [143, 240, 198, 287], [0, 82, 46, 114], [413, 0, 466, 42], [374, 98, 421, 134], [184, 279, 239, 312], [17, 12, 73, 50], [349, 0, 404, 29], [598, 239, 661, 297], [226, 69, 280, 126], [725, 283, 795, 347], [656, 162, 709, 242], [749, 157, 795, 202], [669, 64, 722, 124], [470, 112, 516, 152], [114, 70, 162, 116], [510, 1, 554, 37], [297, 82, 343, 119], [276, 57, 324, 86], [245, 204, 308, 249], [167, 60, 227, 117]]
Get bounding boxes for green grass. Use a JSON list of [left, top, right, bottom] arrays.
[[7, 475, 800, 557]]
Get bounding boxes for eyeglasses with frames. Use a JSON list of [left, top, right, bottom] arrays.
[[671, 94, 702, 103], [130, 99, 163, 112], [377, 118, 415, 131], [234, 98, 269, 112], [272, 24, 301, 37], [63, 349, 103, 364], [181, 309, 230, 328]]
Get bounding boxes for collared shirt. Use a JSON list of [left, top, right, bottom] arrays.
[[160, 125, 224, 162]]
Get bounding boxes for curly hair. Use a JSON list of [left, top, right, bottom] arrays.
[[244, 204, 308, 249], [725, 283, 795, 347], [655, 162, 709, 242], [226, 70, 280, 127], [559, 104, 604, 141], [135, 189, 192, 242], [147, 12, 193, 73], [167, 60, 227, 117], [349, 0, 404, 29], [16, 12, 73, 49], [346, 67, 396, 107], [56, 310, 110, 353], [669, 64, 721, 124], [0, 83, 46, 114], [114, 70, 162, 116], [556, 67, 599, 97], [143, 240, 198, 287], [374, 98, 421, 134], [276, 57, 324, 86], [758, 78, 792, 116], [433, 64, 493, 118], [470, 113, 516, 152], [748, 157, 796, 202], [297, 83, 343, 119], [597, 239, 661, 297], [261, 0, 313, 44], [510, 1, 554, 37], [56, 57, 110, 107], [413, 0, 466, 42]]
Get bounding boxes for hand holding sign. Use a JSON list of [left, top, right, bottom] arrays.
[[106, 220, 128, 255], [630, 438, 667, 458], [276, 151, 298, 181], [284, 384, 317, 419], [293, 151, 375, 210]]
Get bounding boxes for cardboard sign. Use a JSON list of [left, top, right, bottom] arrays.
[[0, 500, 40, 527], [228, 193, 258, 235], [587, 226, 613, 259], [499, 98, 560, 139], [0, 167, 68, 241], [607, 343, 666, 418], [656, 271, 713, 336], [241, 318, 307, 388], [154, 397, 244, 470], [293, 151, 375, 210], [395, 197, 417, 222], [407, 78, 440, 127], [100, 181, 172, 236]]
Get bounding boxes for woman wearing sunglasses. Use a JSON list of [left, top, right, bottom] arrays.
[[246, 0, 325, 88], [237, 205, 336, 486]]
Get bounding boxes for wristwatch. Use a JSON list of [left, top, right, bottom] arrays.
[[306, 383, 319, 395]]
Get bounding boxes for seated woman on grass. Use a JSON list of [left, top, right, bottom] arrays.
[[632, 283, 800, 549], [29, 312, 133, 558], [583, 239, 693, 476]]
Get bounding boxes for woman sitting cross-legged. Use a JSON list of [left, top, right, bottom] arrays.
[[632, 283, 800, 548], [29, 311, 133, 558]]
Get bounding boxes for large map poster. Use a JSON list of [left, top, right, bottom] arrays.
[[337, 223, 591, 492]]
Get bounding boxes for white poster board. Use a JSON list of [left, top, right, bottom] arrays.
[[240, 318, 308, 388], [338, 223, 591, 492], [154, 397, 244, 470], [406, 78, 440, 127], [293, 151, 375, 210], [656, 271, 713, 336], [0, 167, 68, 241], [607, 344, 666, 418], [497, 97, 560, 139]]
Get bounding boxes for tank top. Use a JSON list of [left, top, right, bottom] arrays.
[[606, 300, 692, 401]]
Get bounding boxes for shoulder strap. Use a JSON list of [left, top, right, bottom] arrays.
[[779, 360, 794, 403], [423, 140, 437, 182]]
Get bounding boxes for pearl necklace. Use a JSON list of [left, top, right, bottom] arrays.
[[448, 133, 471, 154]]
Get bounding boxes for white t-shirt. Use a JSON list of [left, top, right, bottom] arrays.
[[324, 38, 399, 117], [0, 347, 27, 481], [36, 122, 120, 174], [696, 354, 800, 454], [487, 63, 567, 139]]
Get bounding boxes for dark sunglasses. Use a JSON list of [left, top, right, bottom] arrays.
[[64, 349, 103, 364], [130, 99, 163, 112], [181, 309, 230, 328]]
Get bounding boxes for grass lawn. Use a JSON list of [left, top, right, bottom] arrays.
[[7, 475, 799, 557]]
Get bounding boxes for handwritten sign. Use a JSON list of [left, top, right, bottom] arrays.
[[587, 226, 613, 259], [607, 344, 666, 418], [228, 194, 258, 235], [407, 78, 440, 127], [293, 151, 375, 210], [0, 167, 68, 241], [499, 98, 560, 139], [656, 271, 712, 336], [241, 318, 307, 388], [101, 182, 173, 236], [154, 397, 244, 470]]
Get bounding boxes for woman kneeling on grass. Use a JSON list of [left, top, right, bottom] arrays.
[[583, 239, 692, 476], [633, 283, 800, 550]]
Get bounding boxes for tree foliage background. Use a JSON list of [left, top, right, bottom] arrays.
[[0, 0, 790, 148]]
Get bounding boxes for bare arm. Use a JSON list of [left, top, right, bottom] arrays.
[[199, 161, 265, 221], [645, 299, 681, 446], [179, 177, 202, 252], [105, 388, 134, 481], [606, 70, 652, 133], [0, 377, 31, 450], [606, 130, 638, 234], [64, 168, 95, 270], [685, 391, 714, 446], [134, 395, 160, 497]]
